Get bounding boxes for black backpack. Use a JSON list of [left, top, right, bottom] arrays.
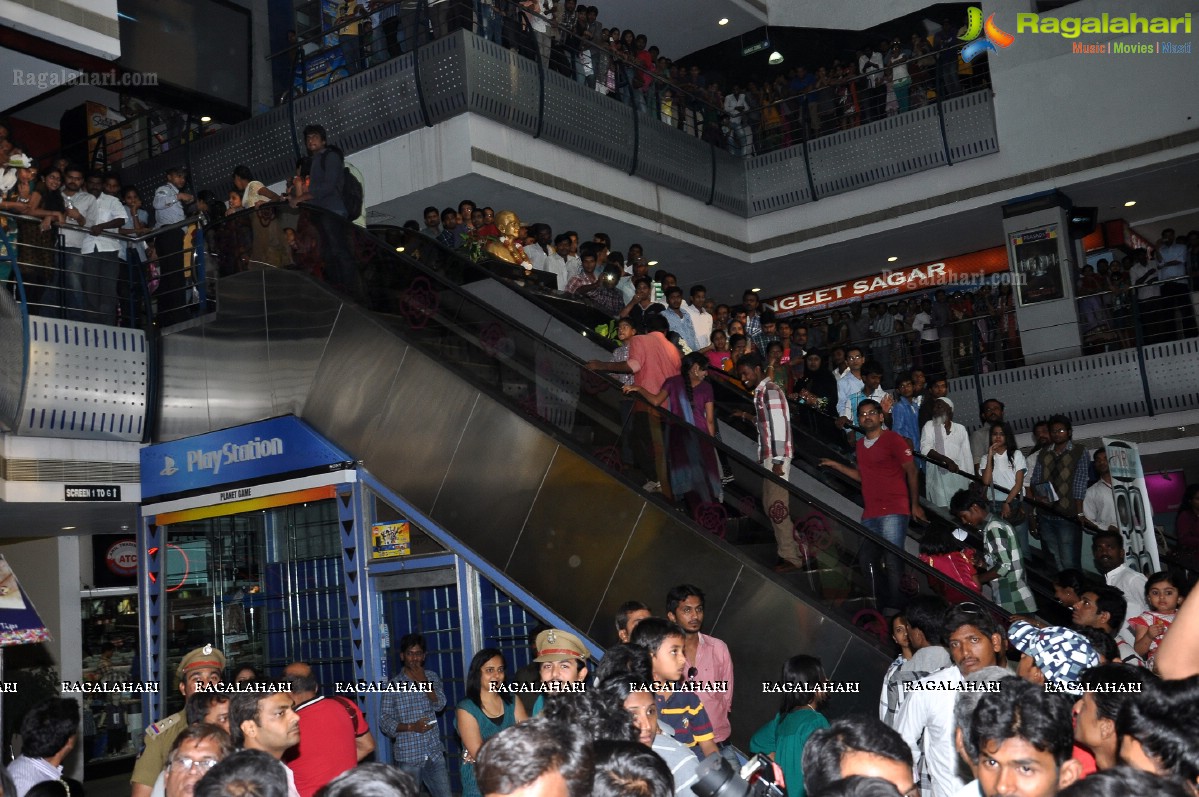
[[321, 148, 364, 219]]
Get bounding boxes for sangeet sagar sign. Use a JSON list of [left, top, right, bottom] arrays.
[[764, 248, 1009, 318]]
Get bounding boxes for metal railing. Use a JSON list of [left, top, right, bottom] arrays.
[[0, 208, 208, 329], [79, 23, 995, 220]]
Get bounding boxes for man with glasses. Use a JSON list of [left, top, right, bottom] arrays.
[[820, 399, 926, 611], [1027, 414, 1090, 572], [163, 725, 233, 797], [835, 346, 866, 420], [133, 645, 226, 797]]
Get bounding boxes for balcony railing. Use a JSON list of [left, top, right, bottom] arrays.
[[81, 28, 997, 220]]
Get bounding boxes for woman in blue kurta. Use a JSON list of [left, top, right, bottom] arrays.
[[749, 654, 831, 797]]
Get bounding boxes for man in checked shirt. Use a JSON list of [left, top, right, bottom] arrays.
[[735, 352, 804, 573], [379, 634, 451, 797]]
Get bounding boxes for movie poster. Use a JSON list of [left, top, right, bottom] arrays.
[[1011, 224, 1064, 306]]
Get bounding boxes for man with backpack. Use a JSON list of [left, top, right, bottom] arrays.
[[289, 124, 365, 301]]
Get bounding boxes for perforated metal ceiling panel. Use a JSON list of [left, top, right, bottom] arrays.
[[635, 115, 711, 203], [807, 106, 946, 198], [20, 318, 147, 441], [943, 89, 1000, 163], [459, 35, 539, 133], [539, 69, 635, 174], [746, 145, 812, 215]]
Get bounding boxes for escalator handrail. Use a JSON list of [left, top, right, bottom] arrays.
[[204, 206, 1019, 627], [354, 218, 1061, 613]]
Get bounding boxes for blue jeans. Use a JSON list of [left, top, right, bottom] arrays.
[[398, 753, 452, 797], [1038, 512, 1081, 571], [860, 514, 909, 610]]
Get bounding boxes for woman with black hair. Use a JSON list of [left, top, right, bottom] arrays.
[[622, 352, 721, 513], [918, 523, 981, 604], [455, 648, 527, 797], [979, 421, 1030, 558], [748, 655, 832, 797]]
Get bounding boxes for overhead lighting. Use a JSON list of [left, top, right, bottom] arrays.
[[887, 256, 898, 262], [768, 51, 784, 65], [647, 260, 659, 266], [62, 525, 76, 530], [395, 246, 405, 252], [751, 287, 762, 293], [718, 17, 729, 25], [200, 116, 212, 123], [1123, 200, 1136, 207]]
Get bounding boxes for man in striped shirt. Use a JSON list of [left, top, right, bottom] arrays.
[[735, 352, 803, 573]]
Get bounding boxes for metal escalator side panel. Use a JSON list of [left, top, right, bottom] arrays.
[[428, 392, 560, 570]]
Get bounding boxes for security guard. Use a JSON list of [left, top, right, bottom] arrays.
[[130, 644, 225, 797]]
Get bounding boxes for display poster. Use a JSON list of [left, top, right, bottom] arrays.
[[1011, 224, 1064, 306], [1103, 438, 1162, 575], [371, 522, 411, 559]]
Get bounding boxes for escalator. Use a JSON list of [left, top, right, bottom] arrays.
[[161, 207, 1016, 745], [368, 221, 1067, 618]]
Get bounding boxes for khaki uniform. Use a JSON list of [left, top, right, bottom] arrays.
[[131, 709, 186, 787]]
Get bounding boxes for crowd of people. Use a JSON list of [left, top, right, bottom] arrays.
[[292, 2, 991, 156], [8, 577, 1199, 797]]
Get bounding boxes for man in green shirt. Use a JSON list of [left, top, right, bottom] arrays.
[[951, 491, 1037, 614]]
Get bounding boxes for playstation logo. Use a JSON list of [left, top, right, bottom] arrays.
[[160, 456, 179, 477]]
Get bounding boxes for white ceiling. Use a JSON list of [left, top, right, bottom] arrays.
[[0, 501, 139, 538]]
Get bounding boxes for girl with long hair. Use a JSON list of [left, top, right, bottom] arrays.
[[455, 648, 527, 797]]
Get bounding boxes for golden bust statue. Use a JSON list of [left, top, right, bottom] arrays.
[[485, 210, 530, 267]]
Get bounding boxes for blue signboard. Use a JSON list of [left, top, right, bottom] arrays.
[[141, 416, 353, 501]]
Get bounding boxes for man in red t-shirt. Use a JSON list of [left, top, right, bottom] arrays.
[[282, 662, 376, 797], [820, 398, 925, 609]]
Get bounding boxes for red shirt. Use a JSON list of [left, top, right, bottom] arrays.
[[285, 696, 369, 797], [855, 430, 914, 519]]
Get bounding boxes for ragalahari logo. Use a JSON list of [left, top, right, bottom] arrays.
[[160, 456, 179, 477], [961, 7, 1015, 62]]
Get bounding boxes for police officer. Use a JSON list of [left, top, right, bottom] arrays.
[[131, 644, 226, 797]]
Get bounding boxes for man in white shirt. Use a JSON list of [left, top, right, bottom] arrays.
[[1155, 228, 1198, 338], [685, 285, 713, 349], [896, 605, 1007, 797], [81, 171, 127, 324], [59, 165, 97, 321], [911, 299, 941, 378], [6, 698, 79, 797], [543, 233, 575, 291], [525, 223, 553, 273], [1092, 529, 1148, 620], [835, 346, 866, 418], [1081, 450, 1118, 534], [722, 85, 752, 155]]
